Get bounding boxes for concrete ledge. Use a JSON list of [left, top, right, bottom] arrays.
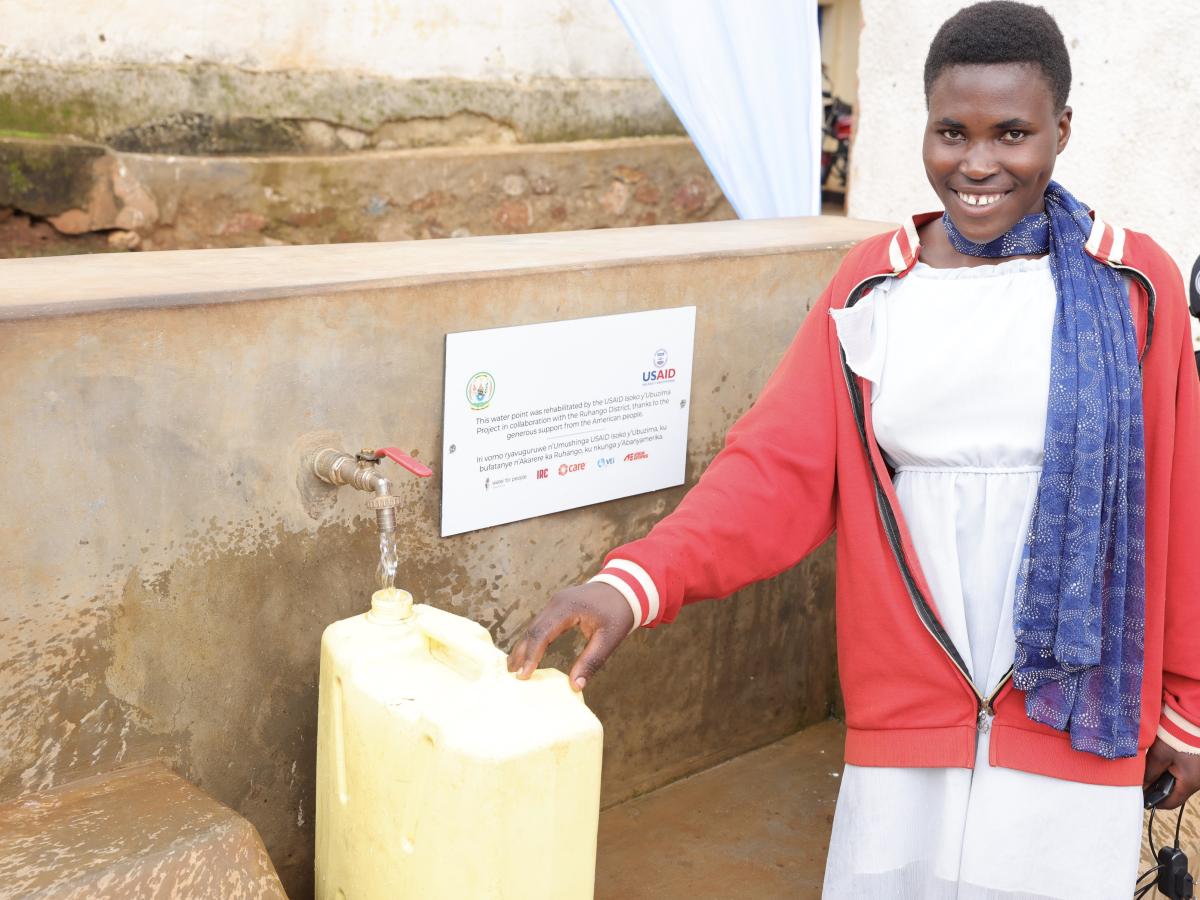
[[0, 762, 286, 899], [0, 216, 893, 319]]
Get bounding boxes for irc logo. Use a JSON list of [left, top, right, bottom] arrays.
[[536, 468, 549, 479]]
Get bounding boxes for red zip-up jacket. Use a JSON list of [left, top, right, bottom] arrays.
[[591, 212, 1200, 786]]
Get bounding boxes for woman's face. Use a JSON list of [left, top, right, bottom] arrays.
[[923, 63, 1072, 243]]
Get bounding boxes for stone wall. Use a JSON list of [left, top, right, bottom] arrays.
[[0, 217, 890, 897], [0, 135, 731, 255]]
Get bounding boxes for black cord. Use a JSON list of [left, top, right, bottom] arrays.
[[1139, 865, 1164, 883], [1137, 797, 1193, 900], [1138, 867, 1163, 890], [1138, 805, 1163, 893], [1151, 805, 1160, 860]]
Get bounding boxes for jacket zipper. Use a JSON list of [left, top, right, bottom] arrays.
[[838, 274, 1000, 727], [1109, 264, 1157, 364], [978, 668, 1013, 732]]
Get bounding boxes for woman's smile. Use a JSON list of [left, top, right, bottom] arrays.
[[953, 190, 1009, 208], [950, 188, 1014, 223]]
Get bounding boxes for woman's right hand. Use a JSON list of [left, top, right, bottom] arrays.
[[506, 582, 634, 691]]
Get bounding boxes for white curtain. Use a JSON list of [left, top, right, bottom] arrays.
[[611, 0, 823, 219]]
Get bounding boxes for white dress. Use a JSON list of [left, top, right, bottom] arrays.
[[822, 257, 1145, 899]]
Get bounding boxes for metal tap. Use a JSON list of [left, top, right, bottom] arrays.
[[312, 446, 433, 534]]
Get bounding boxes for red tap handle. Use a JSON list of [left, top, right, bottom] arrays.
[[375, 447, 434, 478]]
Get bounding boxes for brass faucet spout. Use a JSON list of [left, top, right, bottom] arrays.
[[312, 448, 401, 534]]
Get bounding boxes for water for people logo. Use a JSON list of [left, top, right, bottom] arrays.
[[467, 371, 496, 410]]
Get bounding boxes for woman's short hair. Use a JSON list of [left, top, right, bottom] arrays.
[[924, 1, 1072, 112]]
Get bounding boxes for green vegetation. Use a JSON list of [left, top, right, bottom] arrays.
[[4, 159, 33, 195], [0, 138, 107, 213]]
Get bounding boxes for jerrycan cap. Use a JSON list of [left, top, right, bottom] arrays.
[[368, 587, 414, 623]]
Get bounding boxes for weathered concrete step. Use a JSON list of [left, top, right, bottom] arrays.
[[0, 761, 286, 899], [0, 133, 733, 257], [595, 718, 846, 899]]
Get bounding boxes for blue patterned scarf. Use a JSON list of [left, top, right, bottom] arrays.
[[943, 181, 1146, 760]]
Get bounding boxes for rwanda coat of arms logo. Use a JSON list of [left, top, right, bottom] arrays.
[[467, 372, 496, 410]]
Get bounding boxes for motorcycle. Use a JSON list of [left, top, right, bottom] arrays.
[[821, 79, 853, 200]]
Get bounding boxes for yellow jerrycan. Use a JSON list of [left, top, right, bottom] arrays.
[[315, 586, 604, 899]]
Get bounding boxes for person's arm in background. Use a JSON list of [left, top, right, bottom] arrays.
[[507, 278, 842, 688], [1188, 253, 1200, 377]]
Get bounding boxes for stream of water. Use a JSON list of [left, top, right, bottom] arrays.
[[376, 531, 399, 591]]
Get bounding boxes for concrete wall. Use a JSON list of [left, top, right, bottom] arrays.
[[0, 217, 890, 897], [0, 0, 649, 80], [0, 0, 678, 147], [849, 0, 1200, 278]]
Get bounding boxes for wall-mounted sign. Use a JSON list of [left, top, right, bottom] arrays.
[[441, 307, 696, 537]]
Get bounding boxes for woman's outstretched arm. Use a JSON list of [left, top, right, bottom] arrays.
[[508, 275, 845, 685]]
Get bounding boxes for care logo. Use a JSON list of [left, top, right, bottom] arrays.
[[558, 461, 586, 476], [642, 348, 676, 384], [466, 371, 496, 410]]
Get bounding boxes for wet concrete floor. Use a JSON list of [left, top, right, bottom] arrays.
[[596, 719, 845, 899]]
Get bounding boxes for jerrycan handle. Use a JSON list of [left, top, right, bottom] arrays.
[[418, 610, 507, 680]]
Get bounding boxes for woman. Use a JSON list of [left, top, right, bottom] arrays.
[[508, 3, 1200, 896]]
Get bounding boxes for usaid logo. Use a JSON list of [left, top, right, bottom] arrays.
[[642, 348, 676, 384]]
